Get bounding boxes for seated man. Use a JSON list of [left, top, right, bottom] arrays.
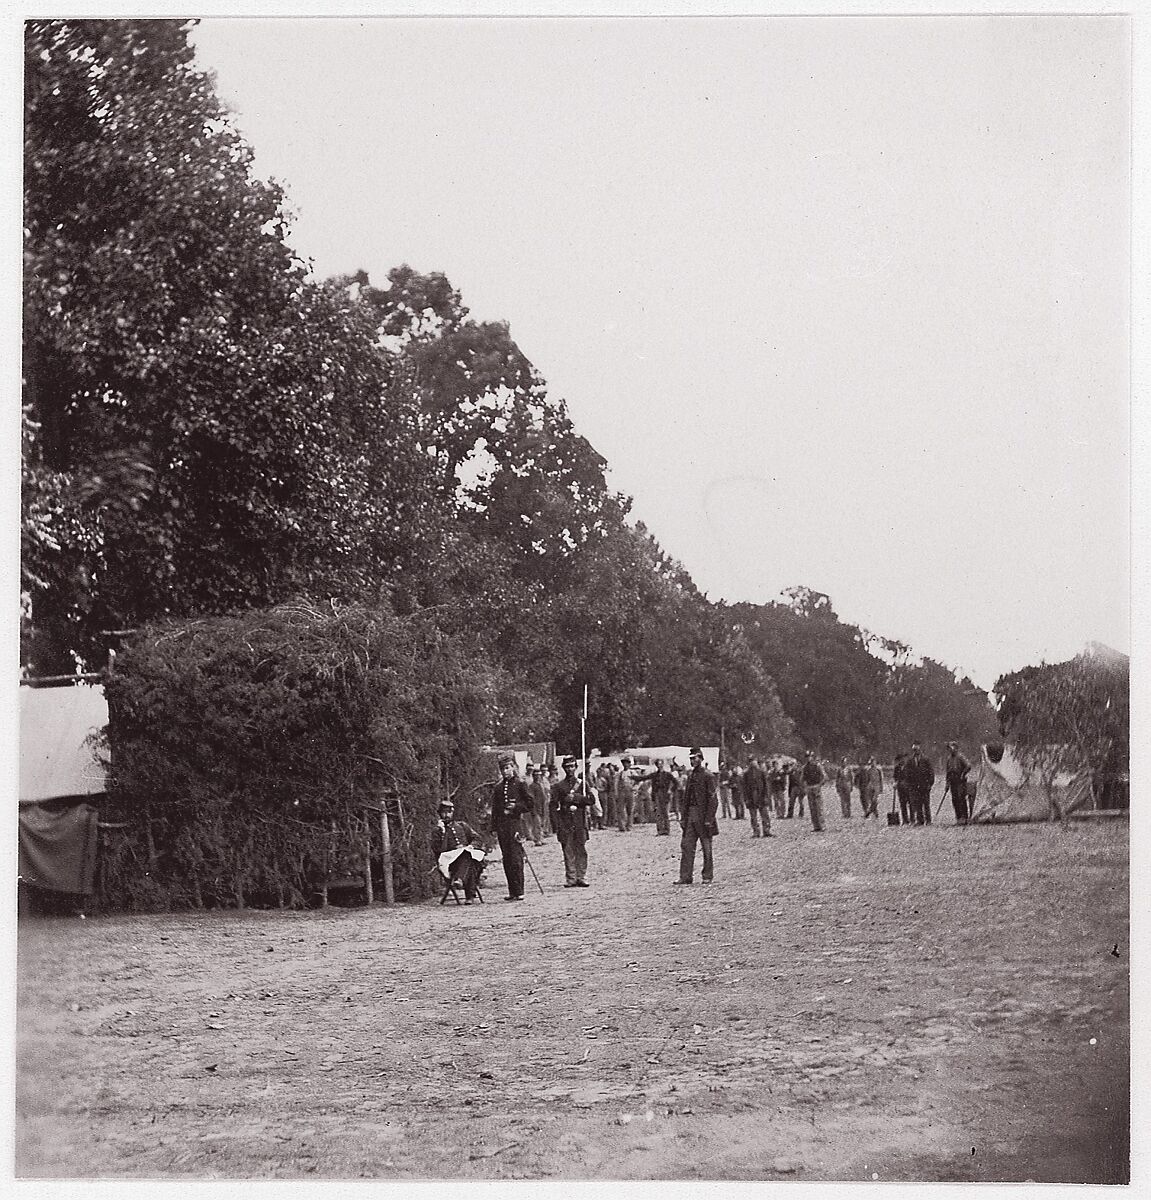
[[431, 798, 485, 904]]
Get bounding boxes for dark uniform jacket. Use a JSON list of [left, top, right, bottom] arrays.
[[640, 768, 677, 796], [904, 754, 935, 794], [743, 762, 768, 807], [488, 777, 533, 836], [550, 773, 590, 831], [431, 818, 479, 857], [681, 766, 719, 823], [945, 751, 971, 783]]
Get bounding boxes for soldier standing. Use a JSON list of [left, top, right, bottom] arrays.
[[527, 765, 549, 845], [904, 742, 935, 825], [893, 752, 912, 825], [743, 756, 772, 838], [859, 755, 883, 818], [489, 754, 534, 901], [676, 748, 718, 884], [615, 758, 636, 832], [769, 759, 788, 819], [945, 741, 972, 824], [638, 758, 678, 836], [835, 756, 854, 818], [551, 756, 592, 887], [801, 750, 826, 831]]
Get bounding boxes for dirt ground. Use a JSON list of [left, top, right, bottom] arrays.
[[16, 791, 1129, 1182]]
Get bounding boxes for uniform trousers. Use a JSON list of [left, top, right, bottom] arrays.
[[836, 784, 852, 817], [556, 820, 588, 885], [495, 828, 524, 898], [748, 802, 771, 837], [679, 809, 714, 882], [806, 785, 825, 831], [948, 779, 970, 822], [654, 792, 672, 835], [909, 787, 931, 825]]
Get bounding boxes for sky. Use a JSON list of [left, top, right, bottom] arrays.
[[188, 13, 1131, 690]]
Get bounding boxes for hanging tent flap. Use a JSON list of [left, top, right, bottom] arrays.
[[18, 801, 101, 894]]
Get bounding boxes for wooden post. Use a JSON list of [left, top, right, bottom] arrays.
[[363, 813, 374, 905], [380, 801, 395, 906]]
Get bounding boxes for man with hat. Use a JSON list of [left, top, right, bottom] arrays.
[[801, 750, 827, 831], [615, 757, 636, 832], [550, 755, 592, 887], [676, 747, 719, 884], [944, 741, 972, 824], [489, 754, 534, 900], [526, 764, 548, 846], [431, 799, 485, 904], [904, 741, 935, 825]]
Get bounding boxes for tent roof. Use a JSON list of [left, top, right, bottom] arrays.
[[19, 685, 108, 804]]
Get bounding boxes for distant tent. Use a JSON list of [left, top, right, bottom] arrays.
[[969, 742, 1093, 823], [624, 746, 721, 772], [18, 684, 109, 897]]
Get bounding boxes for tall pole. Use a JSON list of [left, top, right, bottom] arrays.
[[580, 684, 588, 799]]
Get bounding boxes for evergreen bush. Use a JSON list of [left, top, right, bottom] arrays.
[[100, 601, 491, 911]]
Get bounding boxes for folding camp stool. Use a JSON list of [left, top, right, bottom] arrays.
[[440, 861, 485, 905]]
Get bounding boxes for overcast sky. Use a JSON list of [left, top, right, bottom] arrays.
[[190, 14, 1130, 690]]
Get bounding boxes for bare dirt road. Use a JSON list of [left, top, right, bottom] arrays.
[[16, 795, 1128, 1182]]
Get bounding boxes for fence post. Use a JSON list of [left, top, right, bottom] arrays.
[[363, 812, 374, 905], [380, 801, 395, 906]]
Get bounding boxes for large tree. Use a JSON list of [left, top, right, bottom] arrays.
[[23, 20, 435, 671], [994, 647, 1129, 806]]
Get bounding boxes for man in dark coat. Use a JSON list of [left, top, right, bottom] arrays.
[[551, 755, 592, 887], [904, 742, 935, 825], [945, 741, 972, 824], [488, 754, 534, 901], [893, 752, 912, 825], [743, 756, 772, 838], [431, 799, 484, 903], [676, 747, 719, 884], [801, 750, 827, 831]]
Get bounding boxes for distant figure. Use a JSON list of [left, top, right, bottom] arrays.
[[801, 750, 826, 832], [638, 758, 678, 836], [743, 756, 772, 838], [835, 757, 854, 818], [431, 799, 484, 904], [787, 761, 805, 819], [551, 756, 592, 887], [718, 762, 733, 819], [904, 742, 935, 825], [769, 760, 788, 819], [615, 758, 636, 832], [595, 764, 614, 829], [527, 765, 549, 845], [945, 742, 972, 824], [730, 764, 746, 820], [893, 752, 912, 825], [858, 755, 883, 819], [676, 747, 719, 884]]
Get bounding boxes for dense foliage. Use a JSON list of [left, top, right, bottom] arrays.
[[994, 647, 1129, 801], [100, 603, 494, 909]]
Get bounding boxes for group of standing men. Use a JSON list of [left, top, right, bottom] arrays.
[[432, 741, 976, 904]]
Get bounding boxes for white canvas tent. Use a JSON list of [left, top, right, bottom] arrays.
[[969, 743, 1093, 823], [624, 745, 720, 772]]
